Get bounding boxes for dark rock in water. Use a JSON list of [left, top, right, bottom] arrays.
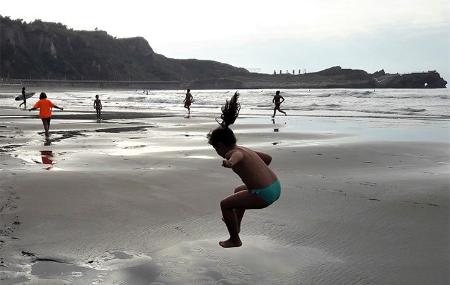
[[374, 71, 447, 88]]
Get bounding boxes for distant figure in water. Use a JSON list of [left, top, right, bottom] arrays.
[[272, 90, 286, 117], [93, 95, 102, 121], [208, 93, 281, 248], [19, 86, 27, 109], [184, 89, 193, 115], [29, 92, 63, 139]]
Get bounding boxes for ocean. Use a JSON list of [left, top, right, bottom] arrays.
[[2, 88, 448, 120], [1, 87, 449, 124]]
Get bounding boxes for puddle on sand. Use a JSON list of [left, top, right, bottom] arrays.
[[25, 251, 155, 285], [20, 237, 341, 285], [147, 235, 342, 284]]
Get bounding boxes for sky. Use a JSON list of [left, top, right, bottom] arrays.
[[2, 0, 450, 81]]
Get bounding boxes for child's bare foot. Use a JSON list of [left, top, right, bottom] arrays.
[[219, 238, 242, 248], [222, 217, 240, 233]]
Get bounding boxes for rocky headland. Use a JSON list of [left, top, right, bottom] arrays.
[[0, 16, 446, 89]]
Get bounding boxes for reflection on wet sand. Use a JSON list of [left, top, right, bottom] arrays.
[[40, 150, 54, 170], [272, 118, 279, 132]]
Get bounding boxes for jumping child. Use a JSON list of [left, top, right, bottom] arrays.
[[93, 95, 102, 120], [29, 92, 63, 138], [208, 92, 281, 248]]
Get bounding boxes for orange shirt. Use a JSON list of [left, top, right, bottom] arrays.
[[34, 99, 55, 118]]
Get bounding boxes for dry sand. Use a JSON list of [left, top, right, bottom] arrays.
[[0, 106, 449, 284]]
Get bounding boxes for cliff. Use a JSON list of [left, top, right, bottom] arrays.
[[0, 16, 446, 89], [0, 16, 249, 81]]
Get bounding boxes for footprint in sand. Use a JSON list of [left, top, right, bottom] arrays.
[[360, 181, 377, 187], [91, 278, 104, 284]]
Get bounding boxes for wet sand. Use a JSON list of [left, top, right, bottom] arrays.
[[0, 107, 449, 284]]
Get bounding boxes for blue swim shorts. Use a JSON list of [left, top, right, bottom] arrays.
[[251, 180, 281, 205]]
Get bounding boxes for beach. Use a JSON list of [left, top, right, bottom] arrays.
[[0, 89, 449, 284]]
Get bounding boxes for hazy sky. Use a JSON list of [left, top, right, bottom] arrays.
[[2, 0, 450, 80]]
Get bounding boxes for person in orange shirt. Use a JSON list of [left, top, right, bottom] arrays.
[[29, 92, 63, 138]]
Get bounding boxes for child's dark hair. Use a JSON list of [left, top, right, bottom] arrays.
[[208, 91, 241, 146], [39, 92, 47, 99], [208, 127, 236, 147], [217, 92, 240, 128]]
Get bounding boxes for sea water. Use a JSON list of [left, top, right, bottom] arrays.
[[1, 88, 449, 119]]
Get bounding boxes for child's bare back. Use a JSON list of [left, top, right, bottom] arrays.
[[223, 146, 277, 190]]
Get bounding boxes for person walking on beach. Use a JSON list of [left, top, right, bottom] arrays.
[[208, 93, 281, 248], [184, 89, 194, 115], [19, 86, 27, 109], [29, 92, 63, 139], [272, 90, 287, 117], [93, 94, 102, 121]]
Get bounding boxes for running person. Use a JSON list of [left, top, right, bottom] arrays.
[[272, 90, 287, 117]]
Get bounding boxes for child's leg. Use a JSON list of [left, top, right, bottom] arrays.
[[233, 185, 247, 232], [42, 119, 49, 137], [220, 190, 267, 248]]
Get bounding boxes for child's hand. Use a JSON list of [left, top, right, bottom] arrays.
[[222, 159, 233, 168]]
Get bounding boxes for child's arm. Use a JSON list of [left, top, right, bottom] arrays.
[[53, 105, 64, 111], [28, 107, 37, 111], [255, 151, 272, 165], [280, 96, 285, 103], [222, 150, 244, 168]]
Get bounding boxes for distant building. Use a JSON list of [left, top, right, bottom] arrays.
[[279, 70, 282, 74]]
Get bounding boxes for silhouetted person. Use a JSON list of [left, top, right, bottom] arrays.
[[19, 86, 27, 109], [272, 90, 286, 117], [93, 95, 102, 121], [184, 89, 193, 115]]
